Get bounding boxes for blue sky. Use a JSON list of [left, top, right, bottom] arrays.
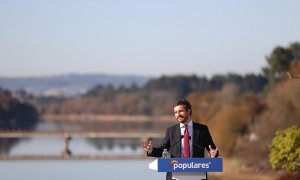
[[0, 0, 300, 77]]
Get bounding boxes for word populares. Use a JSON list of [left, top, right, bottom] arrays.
[[169, 160, 211, 171]]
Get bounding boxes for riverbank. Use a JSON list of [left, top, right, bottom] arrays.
[[42, 114, 174, 122]]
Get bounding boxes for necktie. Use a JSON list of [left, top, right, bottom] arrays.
[[184, 124, 190, 158]]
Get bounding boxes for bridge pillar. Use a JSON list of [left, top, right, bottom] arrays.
[[62, 135, 72, 156]]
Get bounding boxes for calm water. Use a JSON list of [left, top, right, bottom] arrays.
[[0, 136, 165, 180], [0, 159, 165, 180], [0, 121, 165, 180]]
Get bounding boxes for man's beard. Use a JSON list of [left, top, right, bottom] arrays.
[[177, 115, 188, 123]]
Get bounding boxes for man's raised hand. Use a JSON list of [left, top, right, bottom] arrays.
[[209, 145, 218, 158], [141, 140, 153, 153]]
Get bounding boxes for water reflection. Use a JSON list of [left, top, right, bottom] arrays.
[[0, 159, 165, 180], [0, 121, 162, 156], [0, 138, 19, 154], [8, 137, 144, 156], [88, 138, 140, 151], [0, 121, 166, 180]]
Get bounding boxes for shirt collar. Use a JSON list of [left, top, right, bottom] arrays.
[[180, 120, 193, 128]]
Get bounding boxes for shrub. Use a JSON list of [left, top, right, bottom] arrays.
[[269, 125, 300, 172]]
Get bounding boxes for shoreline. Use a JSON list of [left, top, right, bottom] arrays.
[[41, 114, 174, 122]]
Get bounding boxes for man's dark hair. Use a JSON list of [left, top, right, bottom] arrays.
[[173, 99, 192, 115]]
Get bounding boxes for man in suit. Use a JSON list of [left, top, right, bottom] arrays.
[[142, 99, 218, 180]]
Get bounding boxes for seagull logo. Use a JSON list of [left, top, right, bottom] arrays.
[[169, 160, 179, 169]]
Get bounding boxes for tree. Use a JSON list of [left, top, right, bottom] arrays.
[[262, 46, 293, 85], [262, 42, 300, 85], [208, 105, 249, 155], [269, 125, 300, 172], [254, 80, 300, 144], [0, 88, 39, 130], [187, 91, 220, 123], [0, 88, 39, 154], [289, 42, 300, 61], [289, 61, 300, 78]]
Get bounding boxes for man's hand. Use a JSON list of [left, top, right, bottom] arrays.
[[209, 145, 218, 158], [141, 140, 153, 153]]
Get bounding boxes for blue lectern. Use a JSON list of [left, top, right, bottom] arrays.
[[149, 158, 223, 180]]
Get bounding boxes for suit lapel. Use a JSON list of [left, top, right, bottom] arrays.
[[192, 122, 200, 157], [173, 124, 181, 157]]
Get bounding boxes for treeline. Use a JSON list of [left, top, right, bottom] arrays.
[[86, 73, 267, 98], [34, 73, 267, 116], [0, 88, 39, 153], [0, 88, 38, 130]]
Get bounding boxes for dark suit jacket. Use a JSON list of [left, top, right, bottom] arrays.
[[148, 121, 218, 158]]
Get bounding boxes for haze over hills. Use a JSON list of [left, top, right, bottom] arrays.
[[0, 73, 150, 96]]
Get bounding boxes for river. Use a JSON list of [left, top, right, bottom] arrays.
[[0, 121, 165, 180], [0, 135, 165, 180], [0, 159, 165, 180]]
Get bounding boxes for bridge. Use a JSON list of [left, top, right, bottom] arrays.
[[0, 131, 164, 160]]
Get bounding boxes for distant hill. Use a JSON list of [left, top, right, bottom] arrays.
[[0, 74, 150, 96]]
